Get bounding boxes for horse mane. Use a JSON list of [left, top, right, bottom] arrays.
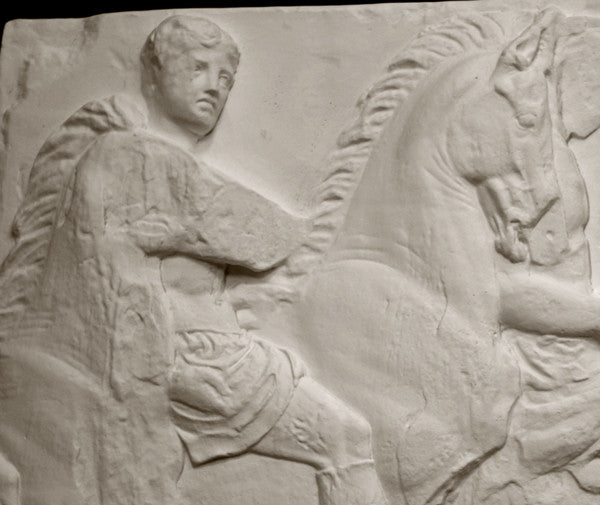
[[0, 95, 146, 317], [279, 11, 512, 284]]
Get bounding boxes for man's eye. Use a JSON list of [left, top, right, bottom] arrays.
[[195, 62, 208, 71], [219, 74, 232, 87]]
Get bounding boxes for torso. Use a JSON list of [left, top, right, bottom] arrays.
[[553, 133, 589, 248], [528, 130, 591, 287], [98, 127, 241, 335], [508, 125, 600, 390]]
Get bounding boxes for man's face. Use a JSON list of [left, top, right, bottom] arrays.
[[154, 44, 236, 138]]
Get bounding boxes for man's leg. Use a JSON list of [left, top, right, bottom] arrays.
[[249, 377, 388, 505], [0, 453, 20, 505]]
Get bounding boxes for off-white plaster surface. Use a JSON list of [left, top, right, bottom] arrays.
[[3, 3, 600, 505]]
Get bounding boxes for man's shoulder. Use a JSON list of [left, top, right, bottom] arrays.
[[94, 127, 200, 171], [74, 95, 185, 158], [58, 94, 225, 183], [33, 93, 149, 169], [74, 94, 146, 144], [71, 93, 148, 132]]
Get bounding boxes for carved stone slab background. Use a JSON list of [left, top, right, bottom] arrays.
[[3, 2, 600, 505]]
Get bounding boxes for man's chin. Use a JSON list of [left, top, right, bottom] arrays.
[[166, 110, 221, 138], [182, 119, 216, 139]]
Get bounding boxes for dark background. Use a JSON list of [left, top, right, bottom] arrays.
[[0, 1, 449, 43]]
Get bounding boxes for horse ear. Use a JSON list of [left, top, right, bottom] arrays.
[[512, 31, 543, 69], [491, 9, 564, 130], [497, 8, 563, 73]]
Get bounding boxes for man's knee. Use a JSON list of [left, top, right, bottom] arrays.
[[337, 406, 373, 459], [273, 377, 375, 468], [335, 405, 370, 440]]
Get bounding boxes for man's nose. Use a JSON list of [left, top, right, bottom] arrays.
[[198, 69, 220, 93]]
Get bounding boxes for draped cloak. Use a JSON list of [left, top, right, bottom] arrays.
[[0, 94, 307, 505]]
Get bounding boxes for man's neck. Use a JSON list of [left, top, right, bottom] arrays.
[[145, 98, 207, 153]]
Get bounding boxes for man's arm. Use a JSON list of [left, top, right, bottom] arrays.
[[95, 130, 310, 271], [128, 184, 308, 271], [127, 181, 310, 271], [499, 269, 600, 339]]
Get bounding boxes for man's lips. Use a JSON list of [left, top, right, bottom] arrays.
[[196, 98, 216, 109]]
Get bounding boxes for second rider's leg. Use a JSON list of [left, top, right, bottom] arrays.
[[249, 377, 388, 505]]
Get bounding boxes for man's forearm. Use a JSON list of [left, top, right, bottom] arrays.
[[499, 270, 600, 339], [125, 185, 309, 271], [195, 184, 309, 271]]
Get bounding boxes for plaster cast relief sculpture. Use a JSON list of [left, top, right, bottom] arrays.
[[4, 3, 600, 505]]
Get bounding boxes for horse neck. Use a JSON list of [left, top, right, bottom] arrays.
[[332, 55, 500, 321]]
